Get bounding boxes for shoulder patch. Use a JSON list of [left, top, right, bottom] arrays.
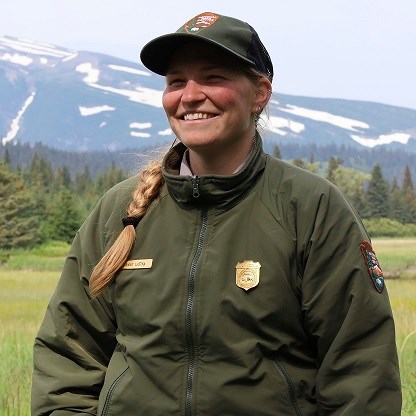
[[360, 241, 384, 293]]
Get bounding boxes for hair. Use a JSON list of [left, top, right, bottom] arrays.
[[89, 65, 272, 297], [89, 159, 164, 296]]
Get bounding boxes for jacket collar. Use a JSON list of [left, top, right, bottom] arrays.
[[162, 135, 267, 211]]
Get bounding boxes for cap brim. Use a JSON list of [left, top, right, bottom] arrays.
[[140, 33, 255, 76]]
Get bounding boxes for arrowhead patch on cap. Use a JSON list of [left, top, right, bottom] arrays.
[[184, 12, 219, 34]]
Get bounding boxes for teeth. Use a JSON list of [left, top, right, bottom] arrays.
[[184, 113, 211, 121]]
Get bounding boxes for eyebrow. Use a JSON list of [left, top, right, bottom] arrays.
[[166, 64, 226, 75]]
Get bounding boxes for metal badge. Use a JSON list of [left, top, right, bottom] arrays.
[[236, 260, 261, 291]]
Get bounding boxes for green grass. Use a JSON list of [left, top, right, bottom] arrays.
[[0, 240, 415, 414], [388, 279, 416, 415], [373, 238, 416, 279], [0, 270, 59, 416], [1, 242, 68, 271]]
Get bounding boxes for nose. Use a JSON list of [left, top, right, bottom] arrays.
[[181, 80, 205, 105]]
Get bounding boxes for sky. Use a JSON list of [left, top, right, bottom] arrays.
[[1, 0, 415, 110]]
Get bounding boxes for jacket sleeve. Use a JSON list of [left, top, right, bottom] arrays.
[[31, 186, 128, 415], [298, 184, 402, 415]]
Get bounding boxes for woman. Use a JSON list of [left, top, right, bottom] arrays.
[[32, 12, 401, 415]]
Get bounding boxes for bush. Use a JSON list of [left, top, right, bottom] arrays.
[[30, 241, 70, 257], [363, 218, 416, 238], [0, 250, 11, 265]]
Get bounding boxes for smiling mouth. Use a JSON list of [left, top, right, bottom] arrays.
[[183, 113, 215, 121]]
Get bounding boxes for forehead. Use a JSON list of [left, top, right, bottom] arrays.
[[166, 40, 245, 74]]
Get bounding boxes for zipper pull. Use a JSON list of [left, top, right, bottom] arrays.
[[192, 176, 200, 198]]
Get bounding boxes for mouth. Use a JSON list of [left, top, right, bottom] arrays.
[[182, 112, 216, 121]]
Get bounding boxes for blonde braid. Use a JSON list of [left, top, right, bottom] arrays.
[[89, 159, 164, 296]]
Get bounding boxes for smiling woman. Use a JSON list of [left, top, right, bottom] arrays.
[[162, 41, 271, 174], [31, 11, 402, 416]]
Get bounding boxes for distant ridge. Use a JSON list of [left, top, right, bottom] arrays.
[[1, 34, 415, 154], [1, 34, 416, 185]]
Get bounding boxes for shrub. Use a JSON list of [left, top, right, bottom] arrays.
[[363, 218, 416, 238]]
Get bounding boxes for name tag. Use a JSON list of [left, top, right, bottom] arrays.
[[123, 259, 153, 269]]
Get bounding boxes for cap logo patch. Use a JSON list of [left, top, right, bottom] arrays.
[[184, 12, 219, 34], [360, 241, 384, 293]]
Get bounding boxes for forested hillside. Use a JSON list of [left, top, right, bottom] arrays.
[[1, 140, 416, 184], [1, 146, 415, 252]]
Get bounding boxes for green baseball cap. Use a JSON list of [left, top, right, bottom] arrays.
[[140, 12, 273, 80]]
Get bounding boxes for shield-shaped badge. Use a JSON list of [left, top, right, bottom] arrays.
[[236, 260, 261, 291]]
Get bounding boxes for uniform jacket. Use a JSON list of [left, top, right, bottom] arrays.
[[32, 139, 401, 415]]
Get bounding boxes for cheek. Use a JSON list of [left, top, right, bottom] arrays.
[[218, 85, 255, 113], [162, 91, 177, 116]]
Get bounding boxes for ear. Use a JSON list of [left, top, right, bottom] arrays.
[[252, 77, 272, 113]]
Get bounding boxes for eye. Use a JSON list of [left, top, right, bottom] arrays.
[[206, 74, 225, 83], [166, 77, 185, 87]]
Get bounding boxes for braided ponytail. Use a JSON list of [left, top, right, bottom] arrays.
[[89, 159, 164, 296]]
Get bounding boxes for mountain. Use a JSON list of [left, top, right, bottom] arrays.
[[1, 34, 416, 154]]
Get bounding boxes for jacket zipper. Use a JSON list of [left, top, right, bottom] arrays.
[[192, 175, 200, 198], [101, 368, 129, 416], [185, 208, 208, 416], [273, 360, 303, 416]]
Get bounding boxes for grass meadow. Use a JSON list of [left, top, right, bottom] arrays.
[[0, 239, 415, 415]]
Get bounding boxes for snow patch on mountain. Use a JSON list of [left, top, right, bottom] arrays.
[[108, 64, 151, 76], [131, 132, 151, 138], [76, 62, 163, 107], [351, 132, 412, 148], [93, 84, 163, 107], [76, 63, 100, 83], [62, 53, 78, 62], [265, 116, 305, 136], [158, 128, 173, 136], [1, 92, 35, 145], [0, 36, 73, 58], [79, 105, 115, 116], [280, 105, 369, 132], [0, 52, 32, 66], [130, 122, 152, 129]]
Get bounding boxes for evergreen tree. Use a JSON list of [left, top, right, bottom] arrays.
[[389, 185, 405, 223], [27, 153, 54, 191], [326, 156, 343, 184], [399, 166, 416, 223], [365, 164, 389, 219], [0, 161, 39, 249], [402, 188, 416, 224], [74, 165, 99, 218], [24, 153, 54, 229], [3, 148, 11, 166], [75, 165, 93, 195], [402, 165, 414, 193], [40, 186, 83, 243], [272, 144, 281, 159], [95, 161, 126, 195], [55, 165, 72, 190]]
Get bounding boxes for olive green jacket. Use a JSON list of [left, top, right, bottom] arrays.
[[32, 139, 401, 415]]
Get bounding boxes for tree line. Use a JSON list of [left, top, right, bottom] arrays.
[[272, 145, 416, 232], [1, 147, 415, 252], [0, 151, 126, 250]]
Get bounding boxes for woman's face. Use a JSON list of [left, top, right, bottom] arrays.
[[162, 42, 270, 156]]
